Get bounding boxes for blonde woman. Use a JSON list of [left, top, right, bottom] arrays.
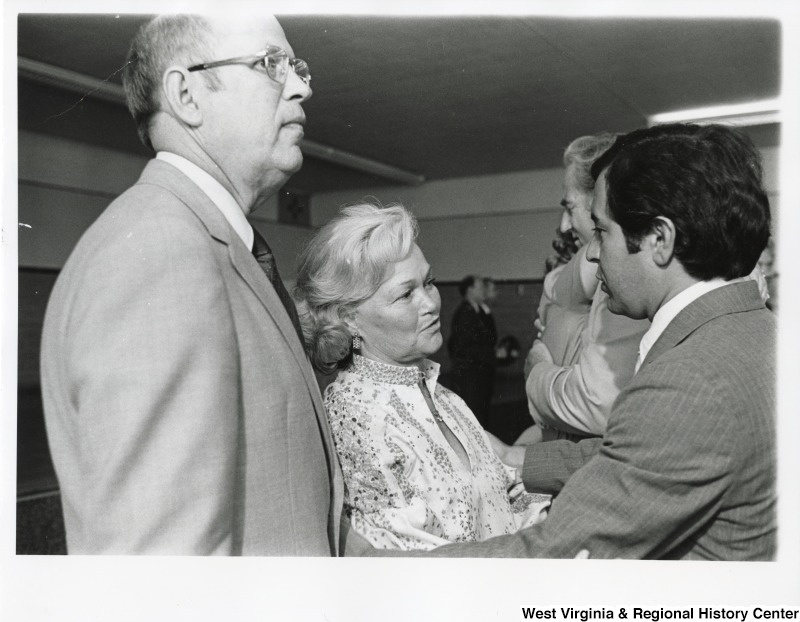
[[295, 202, 549, 551]]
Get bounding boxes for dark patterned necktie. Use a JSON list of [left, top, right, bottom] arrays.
[[251, 228, 304, 344]]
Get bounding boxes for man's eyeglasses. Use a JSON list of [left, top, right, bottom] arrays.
[[187, 46, 311, 85]]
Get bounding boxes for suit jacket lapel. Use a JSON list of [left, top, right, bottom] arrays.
[[640, 280, 765, 371], [212, 227, 344, 553], [226, 235, 340, 469], [136, 160, 309, 367]]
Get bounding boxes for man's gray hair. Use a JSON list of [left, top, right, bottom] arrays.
[[563, 133, 618, 194], [122, 15, 220, 150]]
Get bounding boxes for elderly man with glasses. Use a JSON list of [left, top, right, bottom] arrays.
[[41, 14, 343, 555]]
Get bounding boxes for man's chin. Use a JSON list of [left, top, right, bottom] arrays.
[[280, 149, 304, 176], [605, 298, 626, 317], [607, 298, 648, 321]]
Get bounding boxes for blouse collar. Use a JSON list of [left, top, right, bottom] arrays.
[[350, 354, 440, 387]]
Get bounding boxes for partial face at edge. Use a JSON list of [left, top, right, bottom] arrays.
[[560, 163, 595, 246]]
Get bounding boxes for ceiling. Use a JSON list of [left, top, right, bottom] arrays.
[[17, 13, 782, 194]]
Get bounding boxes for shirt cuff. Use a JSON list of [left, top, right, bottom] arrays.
[[521, 441, 569, 495]]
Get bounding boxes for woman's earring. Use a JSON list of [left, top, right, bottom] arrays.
[[352, 333, 362, 350]]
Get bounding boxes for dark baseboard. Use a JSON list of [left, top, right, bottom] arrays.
[[17, 491, 67, 555]]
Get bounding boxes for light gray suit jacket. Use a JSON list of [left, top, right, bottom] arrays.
[[41, 159, 343, 555], [349, 281, 776, 559]]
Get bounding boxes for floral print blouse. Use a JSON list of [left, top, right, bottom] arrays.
[[325, 355, 551, 550]]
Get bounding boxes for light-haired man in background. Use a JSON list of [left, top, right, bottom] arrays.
[[523, 133, 649, 440]]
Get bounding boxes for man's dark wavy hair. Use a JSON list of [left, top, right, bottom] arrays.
[[590, 123, 771, 281]]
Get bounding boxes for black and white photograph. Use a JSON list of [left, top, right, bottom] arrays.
[[2, 0, 799, 619]]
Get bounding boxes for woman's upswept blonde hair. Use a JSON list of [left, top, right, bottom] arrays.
[[294, 201, 418, 373]]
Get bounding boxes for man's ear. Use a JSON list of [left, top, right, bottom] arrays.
[[648, 216, 677, 267], [162, 65, 203, 127]]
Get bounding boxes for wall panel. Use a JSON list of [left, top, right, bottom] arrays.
[[417, 210, 563, 281]]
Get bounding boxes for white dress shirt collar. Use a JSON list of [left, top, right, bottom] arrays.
[[634, 278, 730, 374], [156, 151, 254, 251]]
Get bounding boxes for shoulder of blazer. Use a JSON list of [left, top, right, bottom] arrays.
[[133, 159, 234, 247], [642, 281, 770, 369]]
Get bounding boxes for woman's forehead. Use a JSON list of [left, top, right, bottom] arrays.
[[376, 245, 428, 288]]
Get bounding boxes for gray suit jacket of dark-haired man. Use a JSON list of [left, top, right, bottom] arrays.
[[41, 160, 344, 555], [344, 280, 776, 559]]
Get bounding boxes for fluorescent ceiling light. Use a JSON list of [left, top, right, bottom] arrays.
[[647, 99, 782, 127]]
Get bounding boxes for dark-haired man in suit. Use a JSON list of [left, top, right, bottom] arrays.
[[41, 14, 342, 555], [347, 123, 776, 559], [447, 275, 498, 428]]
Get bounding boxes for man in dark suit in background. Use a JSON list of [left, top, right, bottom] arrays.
[[41, 14, 343, 554], [347, 122, 776, 559], [447, 275, 498, 428]]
